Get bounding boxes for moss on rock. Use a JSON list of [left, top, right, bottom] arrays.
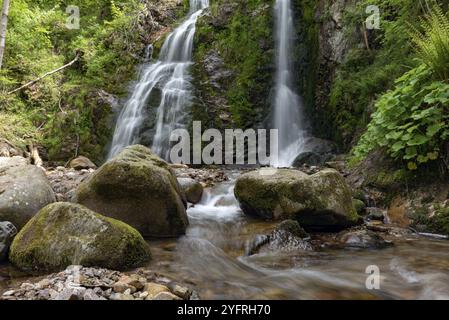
[[234, 168, 360, 231], [9, 202, 151, 273], [75, 145, 188, 238]]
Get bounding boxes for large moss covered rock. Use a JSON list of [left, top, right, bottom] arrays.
[[0, 157, 56, 230], [234, 168, 360, 231], [74, 145, 188, 238], [10, 202, 151, 273]]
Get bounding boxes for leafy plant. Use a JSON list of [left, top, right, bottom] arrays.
[[410, 4, 449, 81], [353, 64, 449, 170]]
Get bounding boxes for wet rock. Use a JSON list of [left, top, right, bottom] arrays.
[[339, 229, 392, 249], [0, 157, 56, 230], [292, 137, 337, 167], [0, 221, 17, 262], [366, 207, 385, 221], [275, 220, 309, 239], [292, 152, 324, 167], [75, 145, 188, 238], [352, 199, 366, 215], [178, 177, 203, 204], [9, 202, 151, 272], [234, 168, 360, 231], [174, 167, 228, 187], [69, 156, 97, 170], [246, 220, 312, 256]]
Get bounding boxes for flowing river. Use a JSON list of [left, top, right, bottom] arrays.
[[2, 173, 449, 299], [144, 174, 449, 300]]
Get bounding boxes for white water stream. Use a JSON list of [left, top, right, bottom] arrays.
[[108, 0, 209, 159], [273, 0, 306, 167]]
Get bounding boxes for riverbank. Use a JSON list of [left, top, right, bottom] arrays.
[[2, 154, 449, 300]]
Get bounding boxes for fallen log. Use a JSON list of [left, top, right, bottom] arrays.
[[8, 51, 80, 95]]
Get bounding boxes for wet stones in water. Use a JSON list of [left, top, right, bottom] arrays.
[[246, 220, 312, 255], [0, 221, 17, 262], [177, 178, 204, 204], [339, 229, 392, 249]]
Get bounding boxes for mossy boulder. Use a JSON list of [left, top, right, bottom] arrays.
[[234, 168, 360, 231], [177, 178, 203, 204], [74, 145, 188, 238], [9, 202, 151, 273], [0, 157, 56, 230], [352, 199, 366, 215]]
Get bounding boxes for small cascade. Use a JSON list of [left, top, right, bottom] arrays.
[[108, 0, 209, 159]]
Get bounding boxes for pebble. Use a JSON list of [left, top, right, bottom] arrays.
[[0, 266, 196, 301]]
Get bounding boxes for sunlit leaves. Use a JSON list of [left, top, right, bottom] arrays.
[[353, 63, 449, 170]]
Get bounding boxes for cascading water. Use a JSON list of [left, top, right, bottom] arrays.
[[272, 0, 306, 167], [108, 0, 209, 159]]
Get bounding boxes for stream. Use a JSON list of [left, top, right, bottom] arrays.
[[1, 173, 449, 299], [146, 174, 449, 300]]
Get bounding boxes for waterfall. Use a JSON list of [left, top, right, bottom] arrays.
[[108, 0, 209, 160], [272, 0, 305, 167]]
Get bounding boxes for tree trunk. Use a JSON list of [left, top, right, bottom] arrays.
[[0, 0, 10, 70]]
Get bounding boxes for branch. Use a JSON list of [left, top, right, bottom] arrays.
[[8, 52, 80, 95]]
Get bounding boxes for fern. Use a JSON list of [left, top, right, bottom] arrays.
[[409, 4, 449, 81]]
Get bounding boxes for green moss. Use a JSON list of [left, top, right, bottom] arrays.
[[410, 205, 449, 236], [234, 169, 359, 227], [75, 145, 188, 238], [10, 202, 151, 273], [352, 198, 366, 215], [192, 0, 274, 129]]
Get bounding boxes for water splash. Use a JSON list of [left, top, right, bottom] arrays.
[[108, 0, 209, 159]]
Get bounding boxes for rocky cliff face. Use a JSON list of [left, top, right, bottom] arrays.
[[189, 0, 357, 145], [191, 0, 274, 130]]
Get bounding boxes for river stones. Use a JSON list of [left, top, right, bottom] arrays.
[[0, 157, 56, 230], [246, 220, 312, 256], [177, 178, 203, 204], [9, 202, 151, 272], [339, 229, 392, 249], [234, 168, 360, 231], [74, 145, 188, 238], [68, 156, 97, 170]]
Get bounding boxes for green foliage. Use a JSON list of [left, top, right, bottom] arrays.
[[325, 0, 425, 148], [193, 0, 273, 128], [410, 4, 449, 81], [353, 64, 449, 169], [353, 3, 449, 171], [0, 0, 149, 161]]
